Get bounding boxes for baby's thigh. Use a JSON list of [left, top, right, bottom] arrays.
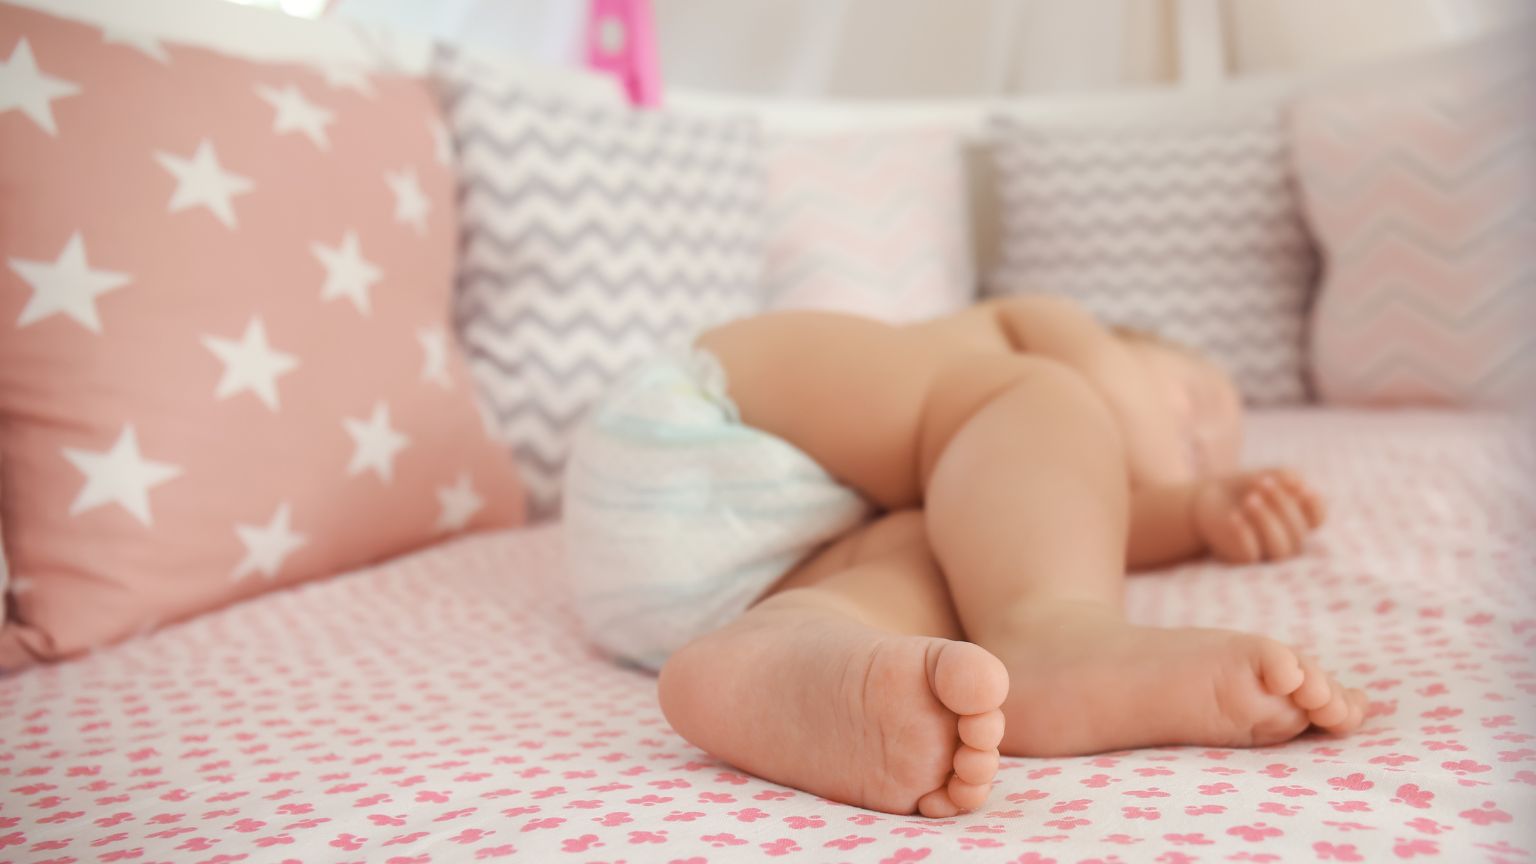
[[758, 510, 961, 640], [708, 315, 939, 508], [770, 510, 930, 593], [915, 353, 1110, 487]]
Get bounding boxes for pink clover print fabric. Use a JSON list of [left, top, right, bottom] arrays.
[[0, 411, 1530, 861]]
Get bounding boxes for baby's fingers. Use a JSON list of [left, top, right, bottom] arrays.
[[1273, 470, 1326, 528], [1258, 478, 1312, 551], [1219, 510, 1262, 564], [1243, 493, 1294, 561], [1298, 488, 1327, 529]]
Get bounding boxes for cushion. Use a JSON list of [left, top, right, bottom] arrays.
[[435, 46, 767, 518], [986, 102, 1318, 406], [0, 4, 525, 668], [0, 502, 7, 621], [1291, 30, 1536, 407], [763, 128, 974, 322]]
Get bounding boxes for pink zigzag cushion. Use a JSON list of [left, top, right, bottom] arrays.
[[764, 129, 975, 323], [1292, 29, 1536, 407], [0, 4, 526, 667]]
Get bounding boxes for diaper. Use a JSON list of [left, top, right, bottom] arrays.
[[563, 349, 872, 671]]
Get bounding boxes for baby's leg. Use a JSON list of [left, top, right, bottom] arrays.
[[920, 355, 1366, 757], [659, 511, 1009, 817]]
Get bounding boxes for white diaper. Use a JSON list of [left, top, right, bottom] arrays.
[[563, 349, 872, 671]]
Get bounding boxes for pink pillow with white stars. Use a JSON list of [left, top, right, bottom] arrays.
[[0, 4, 526, 668]]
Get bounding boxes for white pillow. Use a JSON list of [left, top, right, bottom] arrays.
[[763, 128, 974, 322]]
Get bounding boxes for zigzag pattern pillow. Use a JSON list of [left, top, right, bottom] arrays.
[[435, 49, 767, 517], [1292, 32, 1536, 407], [986, 108, 1317, 406], [764, 129, 974, 322]]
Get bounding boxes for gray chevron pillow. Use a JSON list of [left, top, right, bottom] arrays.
[[435, 49, 767, 518], [986, 106, 1318, 406]]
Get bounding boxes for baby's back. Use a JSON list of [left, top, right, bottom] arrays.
[[697, 307, 1013, 509]]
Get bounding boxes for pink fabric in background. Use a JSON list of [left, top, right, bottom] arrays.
[[763, 129, 975, 323], [0, 4, 525, 667], [1292, 29, 1536, 407]]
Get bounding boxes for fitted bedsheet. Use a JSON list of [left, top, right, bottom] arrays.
[[1, 409, 1533, 864]]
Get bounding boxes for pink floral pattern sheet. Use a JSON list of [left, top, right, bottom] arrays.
[[0, 410, 1532, 864]]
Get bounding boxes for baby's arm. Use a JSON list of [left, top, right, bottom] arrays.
[[1128, 469, 1328, 570], [1126, 483, 1206, 569], [982, 297, 1326, 568], [987, 296, 1189, 487]]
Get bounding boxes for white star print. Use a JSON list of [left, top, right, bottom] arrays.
[[435, 473, 484, 533], [63, 425, 183, 526], [202, 317, 300, 412], [312, 230, 382, 316], [418, 326, 452, 388], [430, 118, 452, 166], [0, 37, 81, 136], [255, 83, 333, 150], [100, 27, 170, 63], [385, 167, 430, 235], [231, 502, 307, 581], [316, 62, 376, 98], [343, 401, 410, 483], [8, 233, 130, 333], [155, 139, 254, 229]]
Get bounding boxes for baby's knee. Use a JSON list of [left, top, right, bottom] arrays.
[[930, 353, 1099, 412], [919, 355, 1115, 473], [1008, 356, 1119, 430]]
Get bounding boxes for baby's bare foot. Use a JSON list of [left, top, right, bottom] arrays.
[[658, 596, 1009, 816], [991, 604, 1365, 757]]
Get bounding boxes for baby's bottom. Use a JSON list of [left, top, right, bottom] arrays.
[[658, 355, 1365, 817]]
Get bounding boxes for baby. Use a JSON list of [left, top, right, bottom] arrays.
[[563, 295, 1364, 818]]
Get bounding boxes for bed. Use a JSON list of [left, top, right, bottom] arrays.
[[2, 409, 1532, 864]]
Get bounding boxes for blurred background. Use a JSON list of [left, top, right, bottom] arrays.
[[226, 0, 1530, 96]]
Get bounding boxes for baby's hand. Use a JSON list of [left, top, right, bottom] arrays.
[[1194, 468, 1326, 564]]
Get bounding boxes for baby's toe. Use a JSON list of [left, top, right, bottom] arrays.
[[1257, 640, 1304, 695], [952, 745, 999, 786], [1308, 677, 1351, 729], [916, 788, 959, 818], [958, 710, 1005, 751], [947, 775, 990, 812], [1343, 688, 1368, 730], [1290, 656, 1333, 711]]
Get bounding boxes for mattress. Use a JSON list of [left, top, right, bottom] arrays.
[[1, 409, 1532, 863]]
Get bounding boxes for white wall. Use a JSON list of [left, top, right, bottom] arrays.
[[1223, 0, 1532, 75], [335, 0, 1533, 98]]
